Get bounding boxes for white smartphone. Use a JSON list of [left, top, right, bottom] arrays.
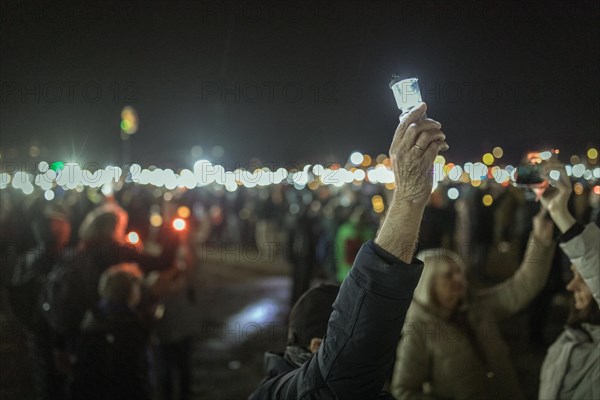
[[389, 74, 422, 114]]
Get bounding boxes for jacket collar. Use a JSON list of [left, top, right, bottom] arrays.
[[263, 351, 296, 378]]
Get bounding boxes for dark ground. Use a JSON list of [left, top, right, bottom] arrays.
[[0, 248, 569, 400]]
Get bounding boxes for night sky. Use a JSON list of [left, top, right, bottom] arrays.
[[1, 1, 598, 168]]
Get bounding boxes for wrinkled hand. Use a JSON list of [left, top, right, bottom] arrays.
[[389, 103, 449, 204], [539, 160, 572, 214], [532, 208, 554, 244]]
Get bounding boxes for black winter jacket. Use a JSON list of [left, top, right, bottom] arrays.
[[69, 302, 150, 400], [249, 240, 423, 399]]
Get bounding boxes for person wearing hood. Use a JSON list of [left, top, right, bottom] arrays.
[[391, 208, 555, 399], [538, 161, 600, 400], [249, 102, 448, 399], [261, 284, 340, 381]]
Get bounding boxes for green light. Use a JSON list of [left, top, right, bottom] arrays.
[[50, 161, 65, 172], [120, 120, 131, 131]]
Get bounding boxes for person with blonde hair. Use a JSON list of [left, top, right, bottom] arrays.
[[391, 210, 555, 399], [77, 203, 128, 244]]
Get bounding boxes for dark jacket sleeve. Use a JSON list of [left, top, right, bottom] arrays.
[[249, 240, 423, 400]]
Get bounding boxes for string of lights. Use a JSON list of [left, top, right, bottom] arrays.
[[1, 148, 599, 205]]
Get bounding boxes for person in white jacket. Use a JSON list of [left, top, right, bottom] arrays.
[[538, 160, 600, 400]]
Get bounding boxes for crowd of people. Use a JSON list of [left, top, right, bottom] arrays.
[[0, 102, 598, 399], [248, 103, 600, 400]]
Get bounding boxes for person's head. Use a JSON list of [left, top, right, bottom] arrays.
[[565, 264, 600, 327], [287, 284, 340, 354], [79, 203, 128, 244], [414, 249, 467, 315], [98, 263, 143, 309], [566, 264, 593, 310], [31, 205, 71, 249]]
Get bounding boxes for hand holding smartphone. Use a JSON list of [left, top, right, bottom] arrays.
[[513, 150, 559, 189], [389, 74, 423, 115]]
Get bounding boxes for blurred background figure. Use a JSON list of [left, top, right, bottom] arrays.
[[69, 263, 150, 400], [334, 205, 376, 283], [6, 202, 71, 400], [38, 201, 177, 397], [416, 188, 456, 253], [151, 223, 197, 400], [255, 186, 286, 258], [287, 192, 321, 305]]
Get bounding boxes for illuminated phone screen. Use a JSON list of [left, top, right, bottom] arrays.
[[390, 75, 422, 113]]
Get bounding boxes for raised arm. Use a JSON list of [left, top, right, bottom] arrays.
[[540, 161, 600, 307], [475, 209, 555, 320], [375, 102, 448, 262], [249, 103, 449, 399], [321, 103, 448, 398]]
